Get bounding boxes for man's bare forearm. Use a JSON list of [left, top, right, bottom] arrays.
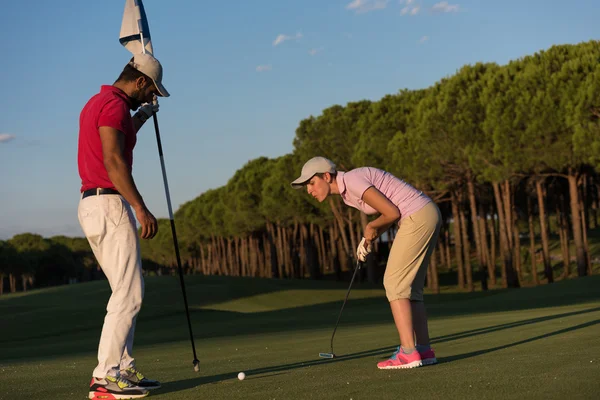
[[104, 155, 146, 210], [132, 112, 146, 133]]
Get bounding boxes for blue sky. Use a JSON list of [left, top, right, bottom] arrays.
[[0, 0, 598, 239]]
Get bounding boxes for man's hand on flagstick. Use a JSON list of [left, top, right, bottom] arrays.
[[136, 101, 159, 123]]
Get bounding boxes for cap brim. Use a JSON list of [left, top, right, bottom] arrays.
[[290, 173, 314, 189], [152, 79, 170, 97]]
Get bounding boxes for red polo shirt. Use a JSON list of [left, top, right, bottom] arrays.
[[78, 85, 137, 192]]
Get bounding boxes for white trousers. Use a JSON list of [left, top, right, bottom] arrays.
[[78, 193, 144, 378]]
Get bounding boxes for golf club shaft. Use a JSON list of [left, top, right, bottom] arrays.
[[329, 260, 362, 354], [152, 113, 199, 366]]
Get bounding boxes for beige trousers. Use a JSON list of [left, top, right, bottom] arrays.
[[78, 193, 144, 378], [383, 202, 441, 302]]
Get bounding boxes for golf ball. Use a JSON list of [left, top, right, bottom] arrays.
[[238, 372, 246, 380]]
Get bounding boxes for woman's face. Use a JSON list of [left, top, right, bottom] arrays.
[[306, 174, 330, 203]]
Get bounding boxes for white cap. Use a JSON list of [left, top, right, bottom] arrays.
[[291, 157, 336, 189], [128, 53, 170, 97]]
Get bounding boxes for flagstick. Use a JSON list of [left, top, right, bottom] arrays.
[[137, 24, 200, 372], [152, 113, 201, 372]]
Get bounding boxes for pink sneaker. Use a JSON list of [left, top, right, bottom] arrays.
[[377, 347, 422, 369], [419, 347, 438, 366]]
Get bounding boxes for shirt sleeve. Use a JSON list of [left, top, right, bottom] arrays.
[[97, 98, 132, 134], [345, 169, 374, 200]]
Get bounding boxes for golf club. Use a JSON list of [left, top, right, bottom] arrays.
[[319, 259, 363, 359]]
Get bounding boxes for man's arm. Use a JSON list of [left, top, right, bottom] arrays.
[[131, 102, 159, 133], [99, 126, 158, 239], [132, 112, 147, 133]]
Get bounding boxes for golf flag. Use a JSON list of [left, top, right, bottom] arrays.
[[119, 0, 153, 55]]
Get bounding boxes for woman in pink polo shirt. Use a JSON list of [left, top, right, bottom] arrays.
[[292, 156, 441, 369]]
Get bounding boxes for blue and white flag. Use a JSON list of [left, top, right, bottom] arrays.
[[119, 0, 153, 55]]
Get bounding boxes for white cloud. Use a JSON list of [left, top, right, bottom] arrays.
[[273, 32, 303, 46], [400, 0, 420, 16], [418, 35, 429, 43], [308, 47, 325, 56], [346, 0, 389, 14], [0, 133, 15, 143], [431, 1, 459, 13], [256, 64, 272, 72]]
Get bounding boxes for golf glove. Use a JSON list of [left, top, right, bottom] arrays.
[[356, 237, 372, 262], [136, 102, 159, 122]]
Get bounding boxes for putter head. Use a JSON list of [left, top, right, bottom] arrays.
[[319, 352, 335, 359]]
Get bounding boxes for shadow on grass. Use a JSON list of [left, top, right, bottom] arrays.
[[431, 306, 600, 344], [439, 318, 600, 364], [154, 306, 600, 396]]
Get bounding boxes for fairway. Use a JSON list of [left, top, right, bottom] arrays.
[[1, 275, 599, 400]]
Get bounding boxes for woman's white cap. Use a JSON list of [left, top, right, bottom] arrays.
[[291, 157, 336, 189]]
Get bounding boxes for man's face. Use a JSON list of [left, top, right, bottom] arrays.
[[129, 77, 159, 110]]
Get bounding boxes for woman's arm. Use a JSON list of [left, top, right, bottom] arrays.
[[361, 186, 401, 245]]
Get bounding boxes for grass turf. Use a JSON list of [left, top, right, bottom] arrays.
[[1, 274, 599, 399]]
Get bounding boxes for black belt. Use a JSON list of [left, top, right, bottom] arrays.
[[82, 188, 120, 199]]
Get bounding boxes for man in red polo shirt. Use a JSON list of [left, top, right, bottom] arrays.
[[78, 53, 169, 400]]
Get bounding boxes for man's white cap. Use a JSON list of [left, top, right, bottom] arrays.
[[291, 157, 336, 189], [129, 53, 170, 97]]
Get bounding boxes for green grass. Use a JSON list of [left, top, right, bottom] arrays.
[[1, 275, 599, 400]]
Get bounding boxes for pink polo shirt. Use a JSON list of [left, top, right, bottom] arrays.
[[336, 167, 431, 220]]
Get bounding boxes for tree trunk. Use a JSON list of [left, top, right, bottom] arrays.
[[444, 229, 452, 271], [480, 203, 493, 287], [451, 191, 465, 289], [459, 206, 473, 292], [506, 181, 522, 285], [227, 238, 234, 276], [430, 246, 440, 294], [329, 197, 351, 259], [300, 224, 307, 278], [242, 237, 248, 276], [318, 224, 327, 273], [513, 211, 522, 285], [527, 196, 538, 286], [489, 212, 497, 286], [536, 179, 553, 283], [266, 223, 279, 278], [258, 235, 266, 277], [276, 225, 286, 278], [280, 225, 290, 278], [331, 222, 342, 280], [467, 179, 487, 291], [567, 171, 587, 277], [256, 237, 264, 277], [348, 208, 358, 258], [438, 228, 447, 270], [557, 198, 570, 279], [503, 181, 514, 250], [199, 245, 206, 275], [9, 273, 17, 293], [592, 181, 600, 229], [493, 182, 511, 288], [579, 185, 593, 276], [224, 237, 232, 275]]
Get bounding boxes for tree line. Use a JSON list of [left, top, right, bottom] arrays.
[[1, 40, 599, 295]]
